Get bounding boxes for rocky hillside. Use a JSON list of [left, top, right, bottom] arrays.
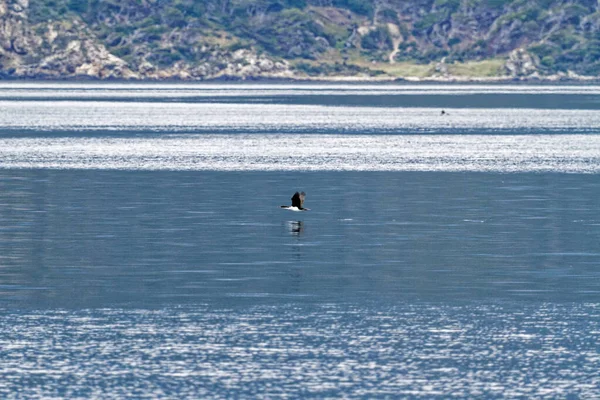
[[2, 0, 600, 81]]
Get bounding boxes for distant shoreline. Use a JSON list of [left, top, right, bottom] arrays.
[[1, 74, 599, 84]]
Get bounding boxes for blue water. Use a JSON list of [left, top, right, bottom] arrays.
[[1, 83, 599, 398]]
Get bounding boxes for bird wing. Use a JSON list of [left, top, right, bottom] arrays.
[[291, 192, 301, 208], [291, 192, 305, 208]]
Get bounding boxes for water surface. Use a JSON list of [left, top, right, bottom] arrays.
[[0, 83, 599, 398]]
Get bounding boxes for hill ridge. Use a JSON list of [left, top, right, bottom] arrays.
[[1, 0, 599, 81]]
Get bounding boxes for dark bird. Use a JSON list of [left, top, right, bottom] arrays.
[[281, 191, 309, 211]]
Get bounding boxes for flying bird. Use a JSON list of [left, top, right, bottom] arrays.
[[281, 191, 309, 211]]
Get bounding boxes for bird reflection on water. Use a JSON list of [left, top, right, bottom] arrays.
[[287, 221, 304, 236], [285, 221, 305, 282]]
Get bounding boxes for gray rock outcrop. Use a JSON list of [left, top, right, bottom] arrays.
[[504, 48, 538, 77]]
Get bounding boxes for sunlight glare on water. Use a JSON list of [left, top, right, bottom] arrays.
[[1, 83, 600, 398], [0, 304, 599, 398], [1, 134, 600, 172], [0, 102, 599, 133]]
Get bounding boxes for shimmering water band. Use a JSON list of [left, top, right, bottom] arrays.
[[1, 304, 599, 398], [0, 102, 599, 132], [1, 134, 599, 173], [2, 82, 600, 98]]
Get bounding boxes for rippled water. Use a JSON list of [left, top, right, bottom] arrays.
[[0, 100, 599, 133], [1, 304, 599, 398], [1, 83, 599, 398], [2, 134, 600, 172]]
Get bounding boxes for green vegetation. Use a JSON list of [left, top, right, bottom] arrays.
[[361, 27, 393, 51], [446, 58, 505, 76], [355, 61, 435, 78], [68, 0, 88, 14], [29, 0, 70, 23], [413, 11, 449, 34], [378, 9, 399, 25], [563, 4, 589, 24], [332, 0, 373, 17], [434, 0, 461, 13], [8, 0, 600, 78], [484, 0, 512, 9], [294, 60, 363, 76]]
